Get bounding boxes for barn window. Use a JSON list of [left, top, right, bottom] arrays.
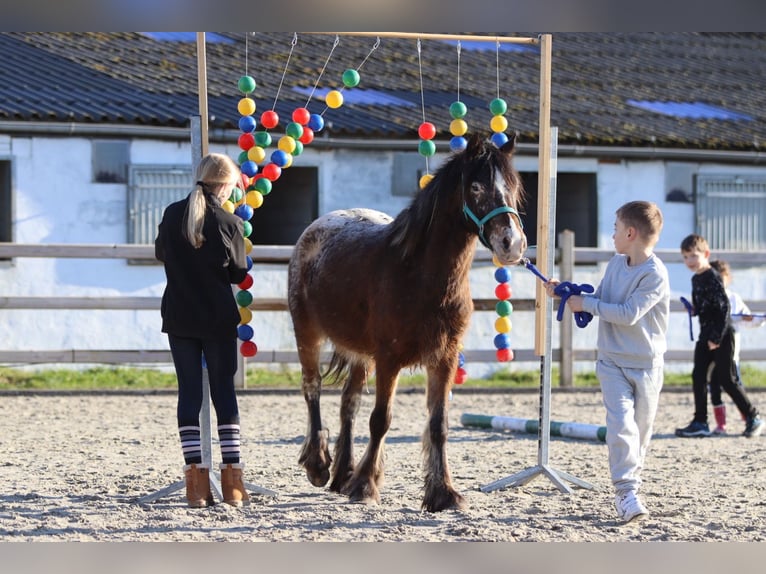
[[695, 174, 766, 251]]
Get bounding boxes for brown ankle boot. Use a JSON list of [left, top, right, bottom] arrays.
[[183, 463, 214, 508], [220, 463, 250, 507]]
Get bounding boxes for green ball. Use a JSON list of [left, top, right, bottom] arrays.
[[496, 300, 513, 317], [254, 131, 272, 147], [242, 220, 252, 238], [418, 139, 436, 157], [238, 75, 256, 94], [489, 98, 507, 116], [292, 140, 304, 156], [236, 289, 253, 307], [254, 177, 272, 195], [285, 121, 303, 139], [449, 101, 467, 119], [342, 69, 360, 88], [237, 150, 249, 164], [230, 186, 244, 203]]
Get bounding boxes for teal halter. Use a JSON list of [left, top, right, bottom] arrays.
[[463, 204, 523, 249]]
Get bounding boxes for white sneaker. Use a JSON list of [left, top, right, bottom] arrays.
[[615, 491, 649, 523]]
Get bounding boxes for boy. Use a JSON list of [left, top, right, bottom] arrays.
[[675, 235, 764, 439], [546, 201, 669, 524]]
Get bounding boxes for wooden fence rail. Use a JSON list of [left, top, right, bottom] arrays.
[[2, 237, 766, 386]]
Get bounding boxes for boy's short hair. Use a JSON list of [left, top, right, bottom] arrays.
[[616, 201, 663, 243], [680, 233, 709, 253], [710, 259, 730, 279]]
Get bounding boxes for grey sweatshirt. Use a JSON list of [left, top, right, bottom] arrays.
[[580, 253, 670, 369]]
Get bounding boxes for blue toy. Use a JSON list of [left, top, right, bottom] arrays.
[[680, 296, 694, 341], [522, 257, 594, 328]]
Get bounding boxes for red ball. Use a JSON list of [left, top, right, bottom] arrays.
[[495, 283, 513, 300], [238, 273, 254, 290], [261, 110, 279, 129], [262, 163, 281, 181], [454, 367, 468, 385], [240, 340, 258, 357], [496, 348, 514, 362], [238, 132, 255, 151], [418, 122, 436, 140], [292, 107, 311, 125], [298, 127, 314, 145]]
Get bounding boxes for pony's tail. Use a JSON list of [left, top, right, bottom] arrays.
[[321, 352, 350, 387]]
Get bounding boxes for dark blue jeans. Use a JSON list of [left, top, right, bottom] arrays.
[[168, 334, 240, 427]]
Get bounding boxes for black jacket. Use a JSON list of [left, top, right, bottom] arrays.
[[155, 192, 248, 339], [692, 266, 731, 346]]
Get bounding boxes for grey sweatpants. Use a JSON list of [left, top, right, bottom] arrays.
[[596, 358, 663, 494]]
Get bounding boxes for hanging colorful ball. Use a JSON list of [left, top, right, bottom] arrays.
[[278, 136, 296, 154], [458, 352, 465, 368], [298, 127, 314, 145], [237, 150, 249, 164], [342, 68, 360, 88], [238, 115, 256, 133], [449, 118, 468, 136], [418, 139, 436, 157], [270, 150, 290, 168], [494, 267, 511, 283], [237, 324, 254, 341], [260, 110, 279, 129], [325, 90, 343, 109], [238, 132, 255, 151], [308, 113, 325, 132], [496, 300, 513, 317], [235, 204, 254, 221], [254, 131, 272, 148], [240, 160, 258, 178], [449, 101, 467, 119], [496, 348, 514, 362], [254, 177, 272, 195], [222, 200, 235, 214], [292, 107, 311, 125], [493, 333, 511, 350], [240, 340, 258, 357], [247, 146, 266, 163], [238, 75, 256, 94], [245, 190, 264, 209], [242, 220, 252, 238], [419, 174, 434, 189], [262, 163, 281, 181], [238, 98, 256, 116], [246, 255, 253, 271], [495, 316, 512, 334], [235, 289, 253, 307], [454, 367, 468, 385], [239, 306, 252, 325], [238, 273, 254, 290], [489, 97, 508, 116], [491, 132, 509, 148], [490, 115, 508, 133], [495, 283, 512, 300], [285, 122, 303, 140], [418, 122, 436, 140], [229, 186, 244, 204], [243, 237, 252, 254], [292, 140, 304, 156], [449, 136, 467, 152]]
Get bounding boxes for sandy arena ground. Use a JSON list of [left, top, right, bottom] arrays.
[[0, 387, 764, 543]]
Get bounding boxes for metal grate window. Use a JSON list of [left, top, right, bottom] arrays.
[[128, 165, 192, 245], [695, 174, 766, 251]]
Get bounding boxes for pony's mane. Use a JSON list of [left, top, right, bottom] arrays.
[[388, 137, 520, 260]]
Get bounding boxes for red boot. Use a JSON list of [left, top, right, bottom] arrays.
[[713, 404, 727, 435]]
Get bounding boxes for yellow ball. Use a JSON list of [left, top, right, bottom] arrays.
[[239, 306, 252, 325], [248, 146, 266, 163], [243, 237, 253, 254], [450, 118, 468, 136], [419, 174, 434, 189], [222, 200, 235, 213], [326, 90, 344, 109], [278, 136, 296, 153], [282, 154, 293, 169], [246, 190, 264, 209], [490, 114, 508, 133], [238, 97, 256, 116], [495, 316, 512, 333]]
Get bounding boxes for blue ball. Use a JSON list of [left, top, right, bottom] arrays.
[[458, 352, 465, 368], [238, 115, 256, 133], [494, 267, 511, 283], [308, 113, 325, 132], [235, 204, 254, 221], [491, 132, 509, 147], [493, 333, 511, 350], [270, 149, 289, 167], [237, 324, 254, 341], [450, 136, 467, 152], [246, 255, 253, 271], [240, 160, 258, 177]]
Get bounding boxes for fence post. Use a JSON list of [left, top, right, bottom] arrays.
[[558, 230, 575, 387]]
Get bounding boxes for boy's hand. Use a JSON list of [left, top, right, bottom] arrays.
[[544, 279, 560, 298], [707, 340, 720, 350], [567, 295, 584, 312], [742, 314, 754, 322]]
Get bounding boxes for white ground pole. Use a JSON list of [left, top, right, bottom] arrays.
[[137, 52, 277, 504], [478, 125, 595, 494]]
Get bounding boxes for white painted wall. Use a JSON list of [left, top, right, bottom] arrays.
[[2, 136, 765, 380]]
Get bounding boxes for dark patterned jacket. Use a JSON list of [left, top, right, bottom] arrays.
[[155, 192, 248, 339], [691, 266, 731, 346]]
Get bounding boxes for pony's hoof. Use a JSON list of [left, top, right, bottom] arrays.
[[422, 489, 466, 513], [306, 467, 331, 487], [346, 480, 380, 506]]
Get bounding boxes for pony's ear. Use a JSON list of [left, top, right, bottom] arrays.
[[465, 133, 485, 157], [500, 133, 516, 155]]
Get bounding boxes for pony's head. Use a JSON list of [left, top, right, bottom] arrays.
[[460, 134, 527, 265]]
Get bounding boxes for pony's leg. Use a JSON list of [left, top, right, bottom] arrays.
[[422, 364, 466, 512], [329, 361, 368, 493], [296, 337, 332, 487], [343, 363, 398, 505]]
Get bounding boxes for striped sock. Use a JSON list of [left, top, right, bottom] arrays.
[[218, 423, 241, 464], [179, 425, 202, 465]]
